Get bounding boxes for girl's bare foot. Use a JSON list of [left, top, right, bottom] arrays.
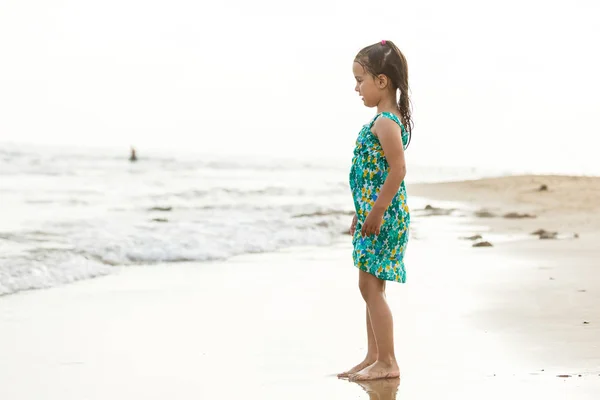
[[349, 360, 400, 381], [337, 357, 377, 378]]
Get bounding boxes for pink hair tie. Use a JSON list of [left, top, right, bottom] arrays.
[[381, 40, 386, 45]]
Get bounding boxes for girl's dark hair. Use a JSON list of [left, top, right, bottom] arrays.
[[355, 40, 413, 146]]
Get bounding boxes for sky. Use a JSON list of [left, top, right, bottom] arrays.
[[1, 0, 599, 173]]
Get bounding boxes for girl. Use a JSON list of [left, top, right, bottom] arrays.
[[339, 40, 412, 381]]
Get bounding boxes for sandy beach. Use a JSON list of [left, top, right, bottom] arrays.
[[409, 175, 600, 386], [409, 174, 600, 233], [1, 175, 599, 399], [3, 0, 600, 396]]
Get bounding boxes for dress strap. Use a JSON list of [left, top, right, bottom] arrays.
[[369, 112, 403, 129]]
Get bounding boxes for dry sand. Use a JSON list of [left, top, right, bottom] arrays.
[[409, 174, 600, 234]]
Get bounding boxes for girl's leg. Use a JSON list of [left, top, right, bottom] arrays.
[[350, 269, 399, 381], [338, 305, 378, 378]]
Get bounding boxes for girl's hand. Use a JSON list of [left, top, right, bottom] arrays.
[[361, 208, 384, 237], [350, 214, 358, 236]]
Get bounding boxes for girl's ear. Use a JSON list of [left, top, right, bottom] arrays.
[[377, 74, 388, 89]]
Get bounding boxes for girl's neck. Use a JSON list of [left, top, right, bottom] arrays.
[[376, 97, 398, 115]]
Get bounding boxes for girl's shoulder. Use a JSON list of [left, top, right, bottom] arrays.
[[376, 112, 403, 128], [370, 112, 405, 133], [370, 112, 410, 148]]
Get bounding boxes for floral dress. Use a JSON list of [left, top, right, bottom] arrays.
[[349, 112, 410, 283]]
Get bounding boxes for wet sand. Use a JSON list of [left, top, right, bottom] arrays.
[[409, 175, 600, 394], [1, 176, 600, 398]]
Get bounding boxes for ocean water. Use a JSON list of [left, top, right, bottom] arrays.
[[0, 144, 502, 296]]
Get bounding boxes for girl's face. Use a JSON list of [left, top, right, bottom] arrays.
[[353, 62, 381, 108]]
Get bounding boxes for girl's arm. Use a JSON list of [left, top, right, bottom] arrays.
[[361, 118, 406, 237], [372, 118, 407, 213]]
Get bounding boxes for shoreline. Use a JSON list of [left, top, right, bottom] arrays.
[[1, 174, 599, 398], [3, 239, 598, 398]]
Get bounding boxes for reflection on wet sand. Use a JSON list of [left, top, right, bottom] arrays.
[[352, 378, 400, 400]]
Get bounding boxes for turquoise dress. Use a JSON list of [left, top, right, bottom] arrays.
[[349, 112, 410, 283]]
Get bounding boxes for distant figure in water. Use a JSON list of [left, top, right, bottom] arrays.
[[129, 147, 137, 162]]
